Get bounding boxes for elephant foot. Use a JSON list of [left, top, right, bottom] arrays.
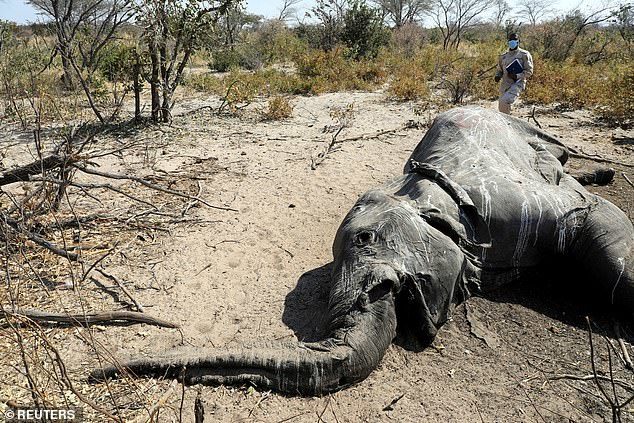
[[568, 166, 615, 186]]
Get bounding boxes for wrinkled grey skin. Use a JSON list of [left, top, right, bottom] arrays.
[[91, 106, 633, 396]]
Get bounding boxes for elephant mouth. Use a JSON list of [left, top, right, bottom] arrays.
[[355, 265, 402, 311]]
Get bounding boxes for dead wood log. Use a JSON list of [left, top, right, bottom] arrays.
[[0, 155, 74, 186], [1, 306, 179, 328]]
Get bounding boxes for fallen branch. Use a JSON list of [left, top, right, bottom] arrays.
[[311, 126, 344, 170], [569, 152, 634, 168], [333, 126, 404, 144], [1, 307, 179, 328], [73, 165, 238, 212], [623, 172, 634, 190], [548, 373, 634, 391], [0, 154, 74, 186], [528, 106, 542, 129], [95, 268, 145, 313], [194, 391, 205, 423], [614, 321, 634, 370], [132, 379, 179, 423], [2, 214, 80, 261]]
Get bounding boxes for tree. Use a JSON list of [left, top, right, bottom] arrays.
[[27, 0, 134, 123], [305, 0, 349, 51], [541, 5, 619, 62], [216, 3, 259, 49], [516, 0, 553, 26], [371, 0, 431, 27], [492, 0, 511, 28], [342, 0, 388, 58], [277, 0, 303, 22], [136, 0, 241, 123], [428, 0, 497, 49], [614, 3, 633, 55], [28, 0, 133, 91]]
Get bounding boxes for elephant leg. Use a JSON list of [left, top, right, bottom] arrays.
[[569, 201, 634, 311]]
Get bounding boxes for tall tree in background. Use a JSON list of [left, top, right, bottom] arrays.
[[342, 0, 388, 58], [492, 0, 511, 28], [277, 0, 303, 22], [516, 0, 553, 26], [306, 0, 349, 51], [136, 0, 240, 123], [27, 0, 134, 122], [428, 0, 496, 49], [371, 0, 431, 27]]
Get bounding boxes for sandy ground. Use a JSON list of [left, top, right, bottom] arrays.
[[1, 91, 634, 422]]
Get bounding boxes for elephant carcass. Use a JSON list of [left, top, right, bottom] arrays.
[[91, 106, 634, 395]]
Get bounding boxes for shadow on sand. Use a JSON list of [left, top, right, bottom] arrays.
[[281, 258, 634, 349]]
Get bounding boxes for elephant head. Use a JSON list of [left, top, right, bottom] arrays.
[[91, 175, 482, 396], [329, 185, 478, 350]]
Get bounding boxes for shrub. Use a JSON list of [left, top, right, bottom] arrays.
[[209, 49, 242, 72], [600, 65, 634, 126], [390, 23, 428, 58], [387, 63, 430, 101], [296, 48, 379, 93], [185, 72, 225, 94], [262, 95, 293, 120], [97, 41, 136, 82], [522, 59, 604, 109], [248, 20, 308, 64]]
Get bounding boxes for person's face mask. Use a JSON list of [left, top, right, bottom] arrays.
[[508, 40, 519, 49]]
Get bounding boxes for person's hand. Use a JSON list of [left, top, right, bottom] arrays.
[[494, 70, 503, 82]]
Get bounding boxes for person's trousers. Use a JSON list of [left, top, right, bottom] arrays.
[[498, 81, 523, 114]]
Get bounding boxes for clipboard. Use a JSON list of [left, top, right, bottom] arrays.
[[505, 58, 524, 75]]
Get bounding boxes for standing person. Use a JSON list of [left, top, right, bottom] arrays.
[[495, 33, 533, 114]]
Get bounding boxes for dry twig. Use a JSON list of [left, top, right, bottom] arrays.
[[1, 306, 179, 328], [95, 268, 145, 313]]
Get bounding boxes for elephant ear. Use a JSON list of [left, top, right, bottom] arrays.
[[396, 265, 474, 350], [409, 161, 491, 250]]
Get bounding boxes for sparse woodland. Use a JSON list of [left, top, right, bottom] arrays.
[[1, 0, 634, 421]]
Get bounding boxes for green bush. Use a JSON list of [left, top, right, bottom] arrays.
[[97, 42, 136, 82], [523, 59, 604, 109], [341, 0, 389, 60], [209, 49, 242, 72]]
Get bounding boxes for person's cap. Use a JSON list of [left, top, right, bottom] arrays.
[[508, 33, 519, 40]]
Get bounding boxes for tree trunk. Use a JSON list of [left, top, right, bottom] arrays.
[[161, 89, 170, 123], [133, 55, 141, 122], [59, 45, 75, 91], [150, 45, 161, 123]]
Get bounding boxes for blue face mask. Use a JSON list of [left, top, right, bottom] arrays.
[[508, 40, 519, 49]]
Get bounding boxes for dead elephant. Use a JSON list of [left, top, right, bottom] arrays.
[[91, 106, 634, 395]]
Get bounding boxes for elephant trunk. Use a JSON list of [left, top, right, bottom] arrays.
[[90, 294, 397, 396]]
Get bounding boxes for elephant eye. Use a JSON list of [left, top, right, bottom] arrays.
[[354, 230, 376, 246]]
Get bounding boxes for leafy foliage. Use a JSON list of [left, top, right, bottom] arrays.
[[341, 0, 389, 59]]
